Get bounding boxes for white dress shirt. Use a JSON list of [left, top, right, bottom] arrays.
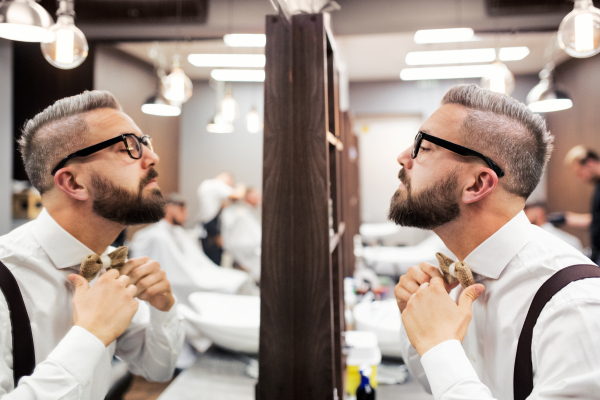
[[0, 209, 185, 399], [130, 220, 253, 297], [401, 211, 600, 399], [197, 179, 233, 224], [221, 203, 262, 283]]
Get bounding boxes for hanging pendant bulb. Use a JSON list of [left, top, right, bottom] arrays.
[[246, 108, 261, 133], [558, 0, 600, 58], [40, 0, 88, 69], [207, 113, 234, 134], [162, 56, 193, 104], [0, 0, 54, 42], [218, 93, 238, 122], [480, 62, 514, 95], [526, 68, 573, 113]]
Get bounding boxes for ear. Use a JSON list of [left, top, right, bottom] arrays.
[[54, 168, 89, 201], [462, 168, 498, 204]]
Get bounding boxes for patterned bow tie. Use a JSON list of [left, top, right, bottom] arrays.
[[436, 252, 477, 288], [79, 246, 128, 282]]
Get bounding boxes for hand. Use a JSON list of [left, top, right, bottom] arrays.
[[401, 277, 485, 356], [395, 262, 459, 312], [68, 269, 138, 346], [120, 257, 175, 312]]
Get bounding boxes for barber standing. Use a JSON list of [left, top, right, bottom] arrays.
[[0, 91, 184, 398], [562, 146, 600, 264]]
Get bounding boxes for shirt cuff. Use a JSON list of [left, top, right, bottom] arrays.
[[150, 299, 179, 331], [46, 326, 106, 387], [420, 339, 479, 399]]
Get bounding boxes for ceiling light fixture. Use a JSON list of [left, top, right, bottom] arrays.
[[246, 107, 261, 133], [526, 68, 573, 113], [558, 0, 600, 58], [413, 28, 478, 44], [162, 56, 193, 104], [223, 33, 266, 47], [210, 69, 265, 82], [406, 48, 496, 65], [400, 64, 498, 81], [142, 93, 181, 117], [498, 46, 530, 61], [206, 114, 234, 134], [0, 0, 54, 42], [40, 0, 88, 69], [188, 54, 266, 68]]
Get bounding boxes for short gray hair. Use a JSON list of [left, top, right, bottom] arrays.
[[18, 90, 122, 194], [442, 84, 554, 199]]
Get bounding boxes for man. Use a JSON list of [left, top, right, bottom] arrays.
[[392, 84, 600, 399], [0, 91, 184, 398], [562, 146, 600, 263], [196, 173, 245, 265], [130, 193, 256, 300], [221, 187, 262, 283], [523, 201, 583, 251]]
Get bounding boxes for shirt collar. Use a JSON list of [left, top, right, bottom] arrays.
[[31, 208, 111, 270], [463, 210, 534, 279]]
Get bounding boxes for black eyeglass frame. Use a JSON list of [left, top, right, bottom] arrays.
[[412, 131, 505, 178], [51, 133, 153, 176]]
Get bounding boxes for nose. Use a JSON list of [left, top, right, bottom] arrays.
[[397, 145, 413, 169], [142, 146, 160, 169]]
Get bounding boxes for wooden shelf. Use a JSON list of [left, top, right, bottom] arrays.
[[327, 131, 344, 151]]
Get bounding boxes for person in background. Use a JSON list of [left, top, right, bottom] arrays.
[[196, 172, 245, 265], [523, 201, 583, 252], [221, 187, 262, 283], [0, 91, 184, 398], [392, 84, 600, 398], [130, 193, 257, 300], [561, 146, 600, 263]]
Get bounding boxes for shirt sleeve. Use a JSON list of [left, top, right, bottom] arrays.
[[0, 288, 106, 399], [114, 300, 184, 382], [399, 320, 432, 394]]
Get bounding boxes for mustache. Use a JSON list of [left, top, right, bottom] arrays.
[[398, 168, 410, 188], [139, 168, 159, 190]]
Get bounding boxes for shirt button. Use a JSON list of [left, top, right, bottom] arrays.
[[470, 354, 476, 363]]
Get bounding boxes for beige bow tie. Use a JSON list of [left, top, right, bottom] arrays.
[[79, 246, 128, 282], [436, 252, 475, 288]]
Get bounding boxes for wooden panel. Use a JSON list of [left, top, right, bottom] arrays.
[[257, 13, 294, 400], [258, 13, 336, 400], [545, 56, 600, 247]]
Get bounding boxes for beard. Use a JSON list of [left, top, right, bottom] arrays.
[[388, 168, 461, 230], [91, 168, 166, 225]]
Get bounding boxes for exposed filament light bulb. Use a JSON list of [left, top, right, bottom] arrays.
[[162, 57, 193, 104], [558, 0, 600, 58], [40, 0, 88, 69]]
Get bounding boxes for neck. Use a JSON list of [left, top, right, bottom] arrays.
[[44, 197, 124, 255], [433, 197, 524, 261]]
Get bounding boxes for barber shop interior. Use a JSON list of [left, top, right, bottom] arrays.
[[1, 0, 600, 399]]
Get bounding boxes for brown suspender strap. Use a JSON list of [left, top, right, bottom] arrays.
[[0, 261, 35, 387], [513, 264, 600, 400]]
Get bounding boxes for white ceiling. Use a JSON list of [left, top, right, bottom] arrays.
[[116, 30, 569, 82]]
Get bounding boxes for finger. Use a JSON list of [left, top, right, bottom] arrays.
[[407, 265, 431, 285], [134, 271, 164, 295], [101, 269, 121, 280], [127, 261, 160, 285], [420, 263, 444, 279], [117, 274, 130, 288], [457, 284, 485, 312], [119, 257, 150, 276], [417, 282, 429, 292], [68, 274, 89, 296], [429, 276, 445, 288], [395, 287, 412, 305], [401, 278, 421, 295], [138, 280, 170, 301], [126, 284, 138, 297]]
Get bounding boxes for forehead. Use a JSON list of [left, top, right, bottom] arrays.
[[419, 103, 469, 143], [83, 108, 142, 143]]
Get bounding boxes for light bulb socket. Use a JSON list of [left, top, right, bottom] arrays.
[[56, 0, 75, 17]]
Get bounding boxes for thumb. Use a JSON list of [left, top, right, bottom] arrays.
[[457, 284, 485, 312], [68, 274, 89, 296]]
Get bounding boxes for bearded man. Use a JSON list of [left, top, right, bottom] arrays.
[[392, 84, 600, 399], [0, 91, 184, 398]]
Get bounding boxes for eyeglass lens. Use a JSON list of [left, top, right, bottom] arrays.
[[125, 135, 142, 158], [412, 133, 422, 158]]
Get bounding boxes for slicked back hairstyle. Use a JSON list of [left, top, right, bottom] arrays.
[[18, 90, 122, 194], [442, 84, 554, 199]]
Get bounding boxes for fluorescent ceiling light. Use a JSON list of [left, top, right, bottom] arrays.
[[188, 54, 265, 68], [142, 103, 181, 117], [528, 99, 573, 113], [414, 28, 478, 44], [499, 47, 530, 61], [211, 69, 265, 82], [224, 34, 266, 47], [406, 48, 496, 65], [400, 65, 497, 80]]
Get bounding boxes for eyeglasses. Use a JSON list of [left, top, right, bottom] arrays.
[[412, 131, 505, 178], [51, 133, 153, 176]]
